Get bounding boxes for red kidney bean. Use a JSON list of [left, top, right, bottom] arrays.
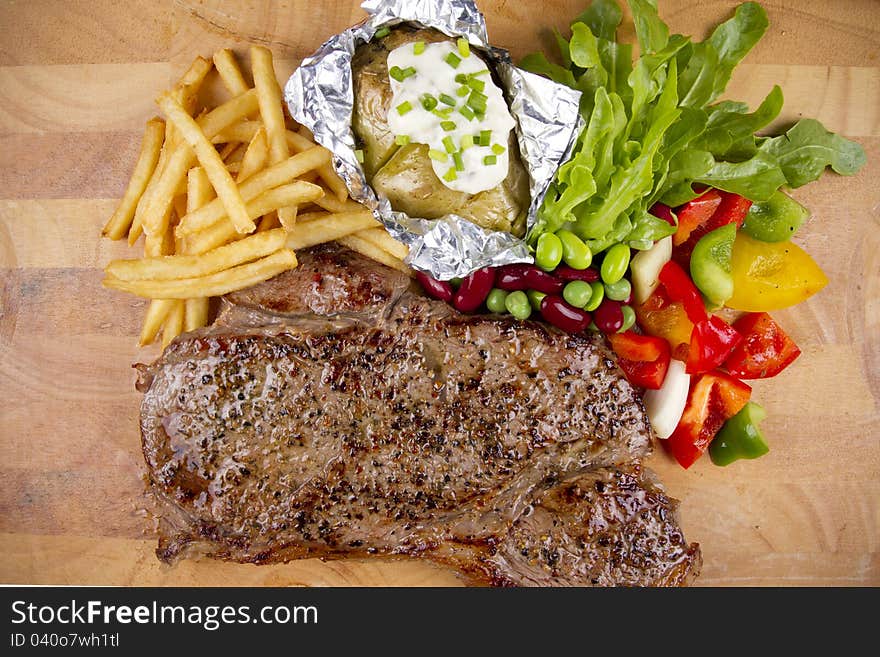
[[453, 267, 496, 313], [539, 295, 591, 333], [649, 202, 676, 226], [416, 271, 454, 302], [593, 299, 624, 333], [496, 264, 563, 294], [554, 265, 600, 283]]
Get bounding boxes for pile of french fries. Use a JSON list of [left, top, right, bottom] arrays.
[[102, 47, 410, 347]]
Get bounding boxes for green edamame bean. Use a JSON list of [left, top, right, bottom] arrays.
[[584, 281, 604, 311], [562, 280, 592, 308], [505, 290, 532, 320], [604, 278, 631, 302], [450, 277, 463, 288], [556, 229, 592, 270], [535, 233, 563, 272], [486, 288, 509, 313], [526, 290, 547, 311], [600, 243, 631, 284], [618, 305, 636, 332]]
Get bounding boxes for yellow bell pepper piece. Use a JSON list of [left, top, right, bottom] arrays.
[[727, 232, 828, 311]]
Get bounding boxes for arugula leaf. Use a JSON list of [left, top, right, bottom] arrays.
[[696, 85, 783, 156], [759, 118, 868, 187], [707, 2, 768, 98], [627, 0, 669, 54], [697, 151, 787, 200], [569, 22, 602, 69], [576, 0, 623, 41]]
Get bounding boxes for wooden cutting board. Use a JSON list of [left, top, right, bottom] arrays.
[[0, 0, 877, 587]]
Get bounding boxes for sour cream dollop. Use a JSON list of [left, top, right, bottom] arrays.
[[386, 38, 516, 195]]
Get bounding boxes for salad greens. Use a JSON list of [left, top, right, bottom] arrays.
[[522, 0, 866, 251]]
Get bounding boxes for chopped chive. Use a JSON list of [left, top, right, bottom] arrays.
[[466, 91, 487, 113], [452, 151, 465, 171], [389, 66, 405, 82], [444, 52, 461, 69], [455, 73, 468, 84], [483, 155, 497, 166], [428, 148, 448, 162], [457, 38, 470, 57], [467, 77, 485, 93], [439, 93, 456, 106], [443, 167, 458, 182], [432, 107, 453, 119], [374, 26, 390, 39], [472, 69, 490, 77], [421, 94, 438, 111], [396, 100, 412, 115], [440, 120, 457, 131], [402, 66, 416, 79], [442, 136, 456, 153], [395, 134, 410, 145], [492, 143, 506, 155], [413, 41, 426, 55], [458, 105, 475, 120], [478, 129, 492, 146], [354, 149, 364, 163], [460, 134, 474, 150], [456, 85, 470, 97]]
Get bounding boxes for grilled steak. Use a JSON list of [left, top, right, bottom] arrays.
[[137, 244, 700, 585]]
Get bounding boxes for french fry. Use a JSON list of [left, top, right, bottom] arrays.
[[157, 92, 254, 234], [237, 126, 268, 183], [106, 228, 288, 281], [162, 300, 185, 348], [175, 147, 330, 236], [354, 227, 409, 260], [337, 234, 412, 275], [103, 249, 298, 299], [183, 182, 324, 254], [165, 56, 212, 149], [139, 298, 177, 346], [184, 166, 215, 332], [184, 298, 210, 332], [286, 130, 348, 201], [141, 89, 259, 237], [285, 210, 380, 250], [187, 167, 214, 212], [213, 48, 250, 96], [314, 190, 364, 214], [102, 118, 165, 240], [251, 46, 296, 229]]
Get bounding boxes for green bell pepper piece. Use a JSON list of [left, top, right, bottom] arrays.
[[709, 402, 770, 466], [690, 222, 736, 306], [742, 190, 809, 243]]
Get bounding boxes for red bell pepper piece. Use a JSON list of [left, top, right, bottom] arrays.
[[708, 191, 753, 231], [665, 371, 752, 468], [724, 312, 801, 379], [607, 331, 671, 390], [673, 191, 753, 268], [672, 190, 722, 246], [686, 315, 743, 375], [657, 260, 707, 324]]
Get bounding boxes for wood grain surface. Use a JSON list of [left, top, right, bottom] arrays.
[[0, 0, 877, 587]]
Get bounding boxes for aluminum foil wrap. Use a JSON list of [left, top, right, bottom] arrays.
[[284, 0, 581, 279]]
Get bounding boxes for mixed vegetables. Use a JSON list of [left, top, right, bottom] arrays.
[[415, 0, 866, 469]]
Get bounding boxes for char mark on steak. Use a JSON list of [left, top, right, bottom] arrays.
[[137, 244, 700, 586]]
